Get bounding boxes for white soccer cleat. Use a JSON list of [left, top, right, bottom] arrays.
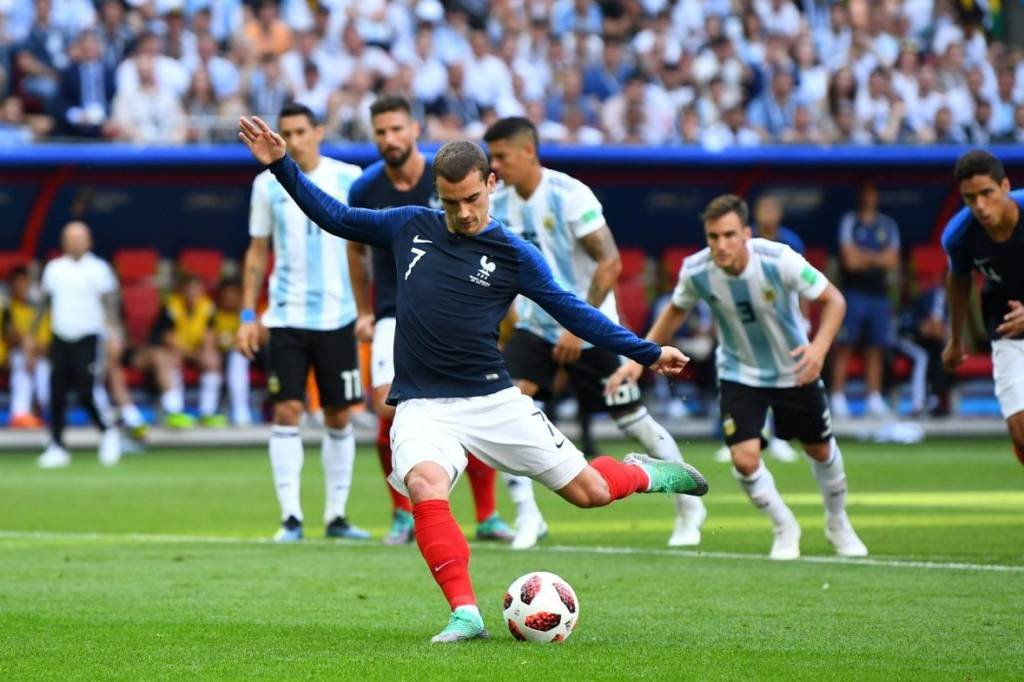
[[510, 514, 548, 551], [713, 445, 732, 463], [98, 428, 122, 467], [668, 499, 707, 547], [825, 519, 869, 557], [769, 521, 801, 560], [37, 443, 71, 469], [767, 437, 799, 463]]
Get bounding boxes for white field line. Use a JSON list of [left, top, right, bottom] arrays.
[[0, 529, 1021, 574]]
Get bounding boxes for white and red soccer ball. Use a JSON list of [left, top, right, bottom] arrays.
[[502, 571, 580, 643]]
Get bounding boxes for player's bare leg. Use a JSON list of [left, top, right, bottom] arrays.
[[197, 337, 226, 427], [556, 455, 707, 508], [405, 462, 487, 643], [322, 405, 369, 540], [611, 404, 707, 546], [803, 439, 868, 556], [270, 399, 305, 542], [152, 346, 192, 428], [1007, 411, 1024, 465], [373, 387, 414, 544], [731, 438, 801, 560]]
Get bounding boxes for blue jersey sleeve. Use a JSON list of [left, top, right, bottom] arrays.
[[268, 156, 418, 248], [513, 237, 662, 367], [940, 206, 973, 277]]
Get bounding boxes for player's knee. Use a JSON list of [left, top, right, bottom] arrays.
[[802, 441, 830, 462], [322, 406, 350, 429], [562, 472, 611, 508], [731, 445, 761, 476], [273, 400, 303, 426], [404, 463, 451, 504]]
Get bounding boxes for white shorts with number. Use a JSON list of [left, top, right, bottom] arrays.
[[992, 338, 1024, 419], [388, 387, 588, 495], [371, 316, 396, 389]]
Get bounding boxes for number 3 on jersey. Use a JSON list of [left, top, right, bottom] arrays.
[[405, 247, 426, 280]]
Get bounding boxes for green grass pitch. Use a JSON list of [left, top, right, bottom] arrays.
[[0, 439, 1021, 680]]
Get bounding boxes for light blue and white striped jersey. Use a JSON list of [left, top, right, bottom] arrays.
[[250, 156, 362, 330], [671, 238, 829, 388], [491, 167, 615, 344]]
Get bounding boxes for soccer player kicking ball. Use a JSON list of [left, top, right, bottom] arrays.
[[238, 115, 707, 643], [941, 150, 1024, 466], [609, 194, 868, 561]]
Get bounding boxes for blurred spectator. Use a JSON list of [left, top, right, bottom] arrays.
[[213, 277, 251, 426], [400, 23, 447, 106], [0, 94, 48, 141], [582, 38, 629, 101], [995, 104, 1024, 143], [186, 34, 240, 100], [463, 28, 512, 109], [54, 30, 116, 138], [830, 182, 901, 419], [143, 273, 224, 428], [161, 6, 196, 64], [116, 31, 189, 98], [15, 0, 68, 103], [753, 194, 804, 254], [755, 0, 801, 39], [560, 103, 603, 145], [779, 103, 827, 144], [896, 281, 953, 417], [339, 21, 397, 84], [184, 67, 242, 142], [602, 70, 673, 144], [111, 54, 187, 143], [427, 61, 480, 136], [991, 67, 1017, 137], [701, 104, 760, 150], [2, 265, 50, 428], [96, 0, 134, 71], [747, 68, 798, 140], [245, 53, 292, 123], [293, 61, 329, 121], [551, 0, 602, 37], [243, 0, 292, 57]]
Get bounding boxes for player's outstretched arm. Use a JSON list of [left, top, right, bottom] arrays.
[[239, 116, 411, 249], [791, 282, 845, 385], [605, 300, 692, 395], [515, 239, 667, 369]]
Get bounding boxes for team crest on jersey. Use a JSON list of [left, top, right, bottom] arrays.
[[763, 288, 776, 303], [428, 194, 443, 210], [470, 255, 496, 287], [722, 415, 736, 437], [543, 215, 556, 231]]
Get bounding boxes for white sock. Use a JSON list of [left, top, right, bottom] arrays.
[[227, 351, 251, 425], [199, 371, 222, 417], [121, 403, 145, 429], [616, 407, 705, 520], [734, 461, 797, 529], [322, 424, 355, 522], [34, 358, 50, 409], [455, 604, 480, 616], [161, 389, 184, 414], [9, 351, 32, 415], [810, 438, 849, 524], [93, 383, 114, 423], [270, 425, 304, 522], [503, 473, 540, 519]]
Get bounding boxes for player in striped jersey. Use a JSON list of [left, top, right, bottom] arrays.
[[610, 194, 868, 560], [484, 117, 707, 549], [237, 103, 369, 542]]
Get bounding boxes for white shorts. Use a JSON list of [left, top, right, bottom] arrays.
[[371, 316, 396, 389], [388, 387, 588, 495], [992, 339, 1024, 419]]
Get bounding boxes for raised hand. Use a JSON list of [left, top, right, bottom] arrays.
[[238, 116, 287, 165]]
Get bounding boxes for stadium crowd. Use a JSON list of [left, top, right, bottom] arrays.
[[0, 0, 1021, 147]]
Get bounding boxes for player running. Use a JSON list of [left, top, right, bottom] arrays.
[[941, 150, 1024, 466], [347, 94, 513, 545], [483, 117, 706, 549], [609, 194, 868, 561], [238, 115, 707, 643], [237, 103, 370, 542]]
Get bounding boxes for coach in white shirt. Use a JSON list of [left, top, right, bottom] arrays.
[[34, 221, 121, 469]]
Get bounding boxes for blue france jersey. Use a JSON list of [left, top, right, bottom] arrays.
[[268, 156, 661, 403], [941, 189, 1024, 341], [347, 157, 440, 319]]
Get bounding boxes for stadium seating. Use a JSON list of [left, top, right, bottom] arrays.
[[0, 251, 27, 279], [910, 245, 947, 290], [616, 280, 650, 334], [120, 284, 161, 347], [660, 246, 700, 289], [178, 249, 224, 290], [114, 248, 160, 285], [618, 247, 649, 285]]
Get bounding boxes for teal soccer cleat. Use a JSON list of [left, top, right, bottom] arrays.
[[430, 608, 489, 643], [623, 453, 709, 496]]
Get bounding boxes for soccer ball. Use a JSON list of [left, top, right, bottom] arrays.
[[502, 571, 580, 642]]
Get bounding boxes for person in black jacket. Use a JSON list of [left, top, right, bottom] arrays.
[[54, 31, 116, 137]]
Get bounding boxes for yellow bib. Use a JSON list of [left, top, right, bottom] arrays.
[[214, 310, 240, 352], [166, 294, 215, 353]]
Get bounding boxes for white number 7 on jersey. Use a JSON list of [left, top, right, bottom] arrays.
[[405, 247, 426, 280]]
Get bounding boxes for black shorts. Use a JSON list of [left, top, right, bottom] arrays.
[[267, 324, 362, 407], [503, 328, 642, 413], [719, 379, 833, 446]]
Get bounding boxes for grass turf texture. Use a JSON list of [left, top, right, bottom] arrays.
[[0, 439, 1021, 680]]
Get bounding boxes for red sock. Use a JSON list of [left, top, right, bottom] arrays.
[[413, 499, 476, 609], [591, 456, 650, 501], [377, 416, 411, 513], [465, 454, 496, 522], [1014, 444, 1024, 466]]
